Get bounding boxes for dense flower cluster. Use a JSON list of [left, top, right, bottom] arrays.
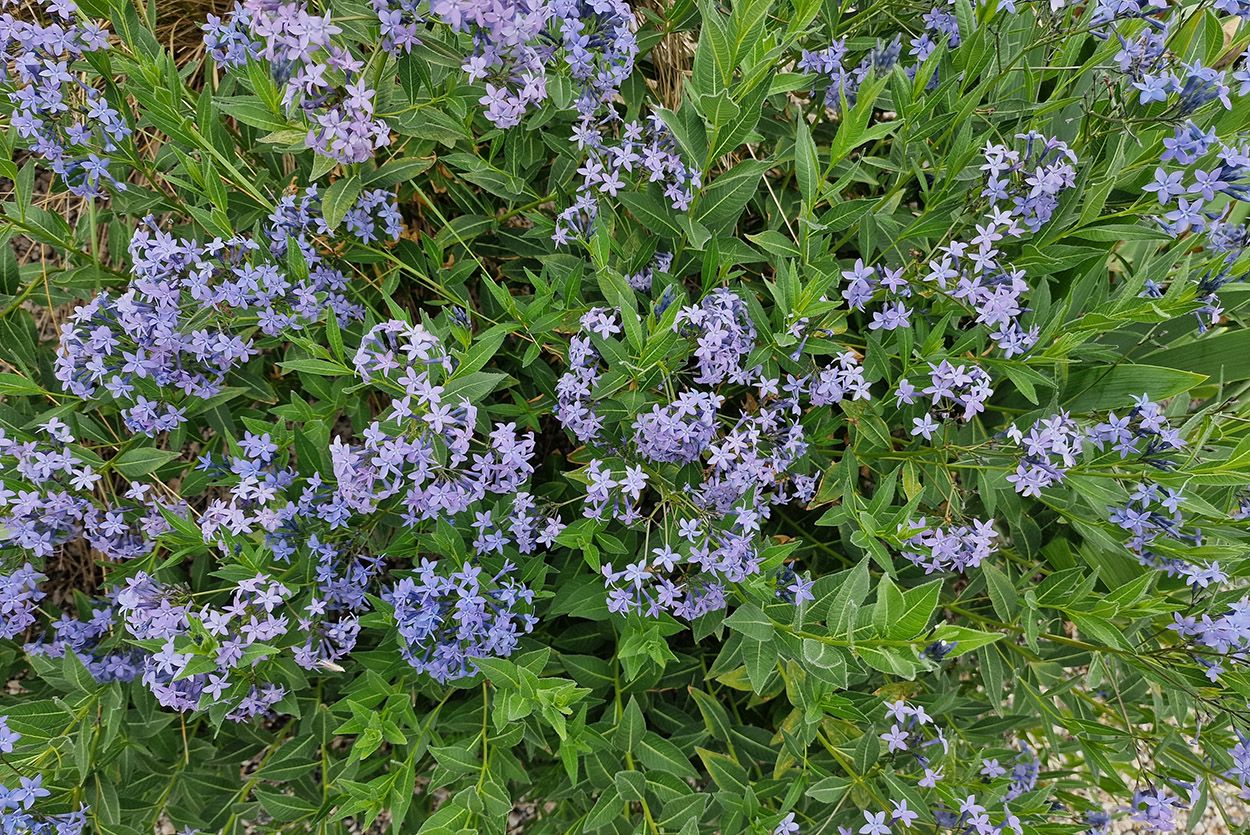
[[1092, 8, 1250, 331], [897, 361, 994, 440], [1005, 411, 1085, 497], [559, 287, 877, 619], [1127, 787, 1185, 832], [0, 0, 129, 198], [1012, 404, 1159, 487], [332, 320, 546, 528], [800, 5, 964, 114], [848, 701, 1040, 834], [204, 0, 388, 162], [1139, 118, 1250, 329], [1089, 395, 1187, 462], [25, 589, 144, 682], [1005, 397, 1224, 588], [193, 320, 560, 681], [385, 558, 537, 682], [115, 571, 291, 719], [0, 562, 44, 640], [897, 517, 999, 573], [55, 187, 396, 434], [675, 289, 758, 385], [1113, 20, 1234, 115], [0, 775, 86, 834], [624, 250, 673, 293], [426, 0, 637, 128], [800, 38, 904, 111], [1168, 597, 1250, 682], [1109, 482, 1218, 583], [982, 132, 1078, 232], [4, 0, 1250, 830], [555, 114, 701, 244], [0, 420, 182, 560]]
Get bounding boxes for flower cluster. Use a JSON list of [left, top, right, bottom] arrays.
[[800, 38, 904, 111], [981, 746, 1041, 802], [24, 590, 144, 683], [909, 5, 961, 63], [428, 0, 637, 128], [801, 7, 966, 115], [633, 391, 720, 465], [559, 290, 872, 620], [624, 250, 673, 293], [1109, 482, 1218, 584], [675, 288, 758, 385], [1227, 732, 1250, 797], [55, 187, 395, 434], [1113, 20, 1234, 115], [1098, 5, 1250, 331], [1089, 395, 1186, 464], [1007, 397, 1184, 498], [0, 562, 44, 640], [198, 320, 561, 567], [843, 135, 1072, 372], [270, 184, 403, 256], [0, 764, 86, 835], [1139, 119, 1250, 329], [185, 446, 383, 674], [0, 420, 183, 561], [0, 0, 129, 198], [555, 114, 701, 244], [115, 571, 292, 719], [385, 558, 537, 682], [204, 0, 388, 162], [1169, 597, 1250, 682], [843, 700, 1043, 835], [1127, 787, 1185, 832], [897, 517, 999, 574], [982, 132, 1078, 233], [331, 320, 543, 527], [1005, 411, 1085, 497], [896, 360, 994, 440]]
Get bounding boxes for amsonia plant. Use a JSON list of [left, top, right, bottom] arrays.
[[0, 0, 1249, 832]]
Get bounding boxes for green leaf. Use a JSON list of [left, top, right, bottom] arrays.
[[982, 562, 1018, 621], [1066, 223, 1172, 242], [824, 559, 872, 639], [279, 358, 353, 377], [322, 174, 363, 232], [694, 160, 769, 232], [723, 602, 774, 641], [894, 579, 942, 639], [1062, 364, 1206, 411], [0, 372, 43, 396], [582, 786, 621, 832], [1144, 330, 1250, 382], [930, 624, 1004, 656], [215, 96, 290, 132], [637, 732, 698, 780], [794, 118, 819, 206], [696, 747, 749, 794], [617, 696, 645, 752], [112, 447, 180, 478], [255, 788, 318, 822], [442, 371, 510, 403], [871, 574, 905, 636], [365, 156, 434, 188], [618, 191, 684, 239], [742, 637, 778, 693], [806, 775, 850, 803], [614, 770, 646, 802], [454, 326, 510, 378]]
